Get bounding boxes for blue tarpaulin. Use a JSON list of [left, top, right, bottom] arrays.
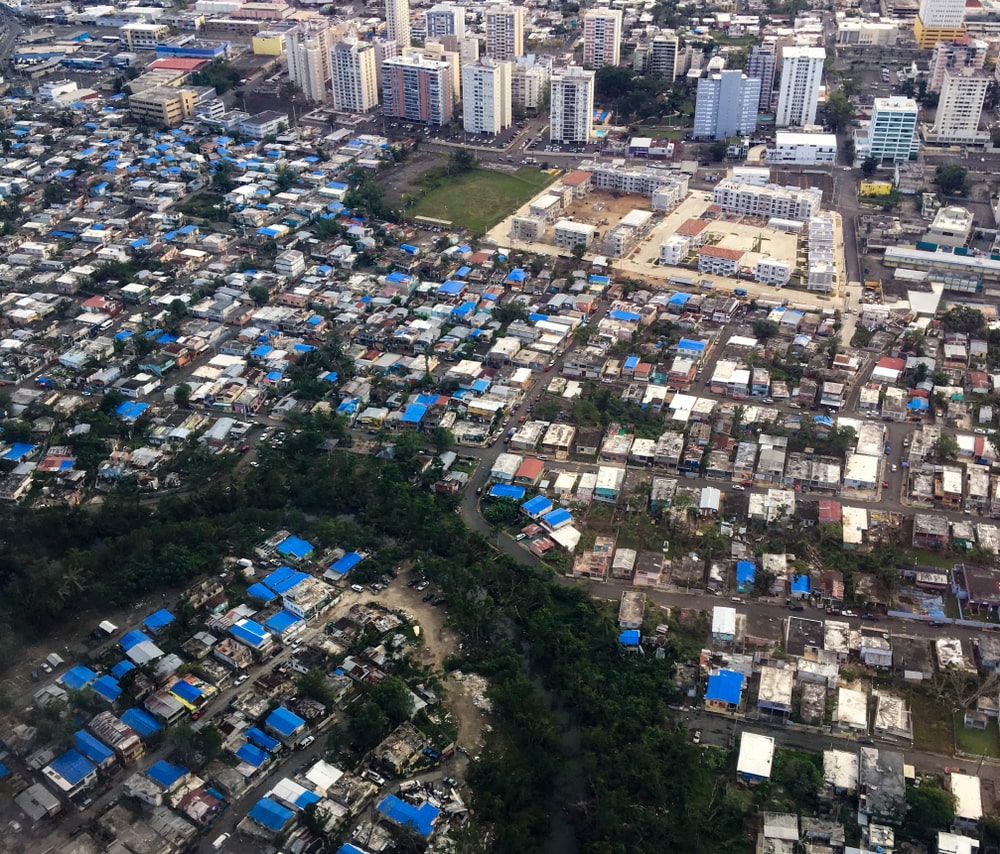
[[328, 551, 363, 577], [74, 730, 114, 765], [169, 680, 202, 704], [236, 742, 269, 767], [542, 508, 572, 528], [247, 582, 278, 603], [377, 794, 439, 836], [263, 566, 308, 594], [705, 670, 744, 706], [521, 495, 552, 517], [48, 750, 96, 785], [110, 660, 136, 679], [120, 629, 151, 651], [143, 609, 174, 632], [92, 675, 122, 702], [264, 610, 303, 635], [121, 707, 163, 737], [265, 706, 305, 737], [489, 484, 526, 500], [231, 620, 269, 648], [146, 760, 188, 788], [245, 727, 280, 752], [249, 797, 294, 830], [736, 561, 756, 587], [276, 535, 313, 558], [61, 664, 97, 690], [619, 629, 640, 646]]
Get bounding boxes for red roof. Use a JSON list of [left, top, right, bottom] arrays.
[[818, 500, 842, 524], [699, 245, 745, 261], [676, 218, 708, 237], [148, 57, 210, 72], [515, 457, 544, 479], [876, 356, 906, 373], [562, 170, 592, 187]]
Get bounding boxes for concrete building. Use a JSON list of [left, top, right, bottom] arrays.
[[511, 55, 550, 110], [583, 9, 623, 69], [926, 67, 989, 144], [550, 66, 595, 144], [382, 54, 453, 125], [332, 39, 378, 114], [484, 4, 524, 61], [915, 0, 966, 47], [712, 180, 823, 220], [649, 32, 680, 83], [424, 3, 464, 39], [386, 0, 411, 49], [462, 58, 512, 134], [775, 45, 825, 128], [128, 86, 197, 127], [854, 96, 919, 162], [928, 36, 988, 93], [746, 42, 776, 111], [836, 20, 900, 46], [925, 205, 974, 247], [766, 131, 837, 164], [693, 70, 761, 140], [284, 20, 332, 103]]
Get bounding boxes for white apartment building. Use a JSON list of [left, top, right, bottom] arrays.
[[775, 45, 825, 128], [807, 213, 836, 293], [462, 58, 512, 134], [386, 0, 411, 49], [332, 39, 378, 114], [284, 21, 333, 103], [693, 70, 761, 140], [754, 256, 793, 286], [915, 0, 967, 46], [511, 55, 550, 110], [553, 220, 595, 250], [550, 66, 595, 144], [485, 4, 524, 61], [424, 3, 464, 39], [766, 131, 837, 164], [712, 180, 823, 221], [836, 20, 899, 46], [659, 234, 691, 266], [927, 66, 989, 144], [928, 37, 987, 93], [854, 96, 919, 162], [649, 32, 680, 82], [583, 9, 623, 69], [580, 162, 689, 198]]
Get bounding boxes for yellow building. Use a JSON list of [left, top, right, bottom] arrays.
[[860, 180, 893, 196], [913, 17, 966, 48], [128, 86, 197, 127], [253, 30, 286, 56]]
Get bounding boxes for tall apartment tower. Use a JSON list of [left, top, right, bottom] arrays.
[[549, 66, 595, 144], [693, 69, 761, 140], [855, 96, 919, 162], [775, 45, 825, 128], [929, 67, 989, 144], [511, 55, 551, 111], [746, 43, 776, 112], [331, 39, 379, 114], [382, 54, 453, 125], [927, 36, 987, 93], [462, 58, 512, 134], [372, 38, 398, 90], [485, 4, 524, 61], [284, 21, 333, 103], [914, 0, 966, 48], [648, 32, 679, 82], [385, 0, 411, 49], [582, 9, 623, 69], [425, 3, 465, 39]]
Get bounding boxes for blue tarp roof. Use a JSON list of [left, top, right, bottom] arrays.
[[542, 507, 572, 527], [328, 551, 363, 577], [2, 442, 35, 461], [456, 265, 471, 277], [61, 664, 97, 690], [147, 760, 188, 788], [263, 565, 308, 594], [247, 582, 278, 602], [505, 268, 527, 282], [377, 794, 439, 837], [619, 629, 640, 646], [296, 788, 321, 808], [677, 336, 705, 351], [736, 561, 756, 585], [610, 309, 641, 322], [110, 660, 136, 679], [245, 727, 281, 752], [264, 610, 303, 635], [120, 629, 151, 651], [385, 271, 410, 283], [813, 415, 834, 427], [236, 742, 269, 767], [705, 669, 744, 705], [401, 403, 427, 424], [791, 574, 811, 594], [438, 279, 465, 295], [908, 398, 929, 410], [489, 484, 526, 500], [589, 274, 611, 285], [143, 609, 174, 631], [169, 680, 202, 704], [276, 535, 313, 558], [623, 355, 640, 370], [521, 495, 553, 516], [74, 730, 114, 765], [249, 797, 294, 831], [92, 675, 122, 702], [231, 620, 269, 648], [115, 401, 148, 421], [48, 749, 96, 785], [121, 707, 163, 736], [265, 706, 305, 737]]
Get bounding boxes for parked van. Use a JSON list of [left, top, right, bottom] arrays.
[[212, 832, 231, 850], [351, 584, 364, 593]]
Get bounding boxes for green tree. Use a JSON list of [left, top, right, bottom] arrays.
[[824, 92, 854, 132], [752, 319, 780, 340], [937, 164, 970, 195], [861, 156, 879, 177], [941, 305, 986, 335], [937, 432, 959, 461], [298, 668, 336, 710], [709, 140, 727, 162], [431, 427, 454, 454], [173, 383, 191, 407], [571, 242, 587, 260], [369, 676, 413, 725], [249, 284, 271, 306], [905, 782, 955, 841]]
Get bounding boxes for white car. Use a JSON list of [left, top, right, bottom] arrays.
[[234, 674, 249, 686], [732, 485, 745, 491]]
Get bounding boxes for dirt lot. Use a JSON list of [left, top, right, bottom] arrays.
[[378, 151, 445, 208]]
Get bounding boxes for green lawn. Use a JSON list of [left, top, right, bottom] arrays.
[[410, 167, 555, 233], [954, 712, 1000, 758], [910, 692, 954, 755]]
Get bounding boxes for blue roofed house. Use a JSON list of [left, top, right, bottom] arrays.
[[377, 794, 440, 837], [73, 730, 116, 771], [42, 749, 98, 797], [263, 609, 304, 641], [325, 551, 363, 581], [521, 495, 553, 519], [705, 669, 745, 712], [120, 707, 163, 737], [146, 760, 189, 792], [791, 574, 811, 599], [143, 609, 175, 634], [736, 560, 756, 593], [60, 664, 97, 690], [275, 535, 314, 560], [249, 796, 296, 834], [265, 706, 306, 743]]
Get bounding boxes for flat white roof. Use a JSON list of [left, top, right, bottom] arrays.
[[712, 605, 736, 636], [836, 687, 868, 728], [737, 732, 775, 779], [775, 131, 837, 147], [950, 772, 983, 821]]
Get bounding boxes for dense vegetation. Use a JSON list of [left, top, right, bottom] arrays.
[[0, 420, 746, 852]]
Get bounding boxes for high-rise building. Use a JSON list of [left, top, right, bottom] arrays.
[[693, 70, 761, 140], [914, 0, 966, 48], [285, 20, 333, 103], [550, 66, 595, 144], [372, 38, 398, 90], [775, 45, 825, 128], [648, 32, 679, 82], [746, 43, 776, 112], [408, 42, 461, 101], [425, 3, 464, 39], [385, 0, 411, 49], [331, 39, 378, 114], [462, 58, 512, 134], [927, 67, 989, 144], [511, 55, 551, 111], [382, 54, 453, 125], [582, 9, 623, 69], [854, 96, 919, 162], [485, 4, 524, 61], [927, 36, 987, 93]]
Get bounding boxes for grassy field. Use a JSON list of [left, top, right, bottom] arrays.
[[910, 691, 954, 755], [410, 167, 555, 233], [954, 711, 1000, 758]]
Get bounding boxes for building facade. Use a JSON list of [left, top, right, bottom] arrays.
[[424, 3, 464, 39], [332, 39, 379, 114], [915, 0, 966, 47], [484, 4, 524, 61], [775, 45, 825, 128], [550, 66, 595, 143], [693, 70, 761, 140], [462, 58, 512, 134], [284, 20, 332, 103], [855, 96, 919, 162], [746, 42, 777, 112], [927, 67, 989, 144], [649, 32, 680, 82], [385, 0, 411, 49], [382, 54, 453, 125], [928, 36, 987, 92], [582, 9, 623, 69]]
